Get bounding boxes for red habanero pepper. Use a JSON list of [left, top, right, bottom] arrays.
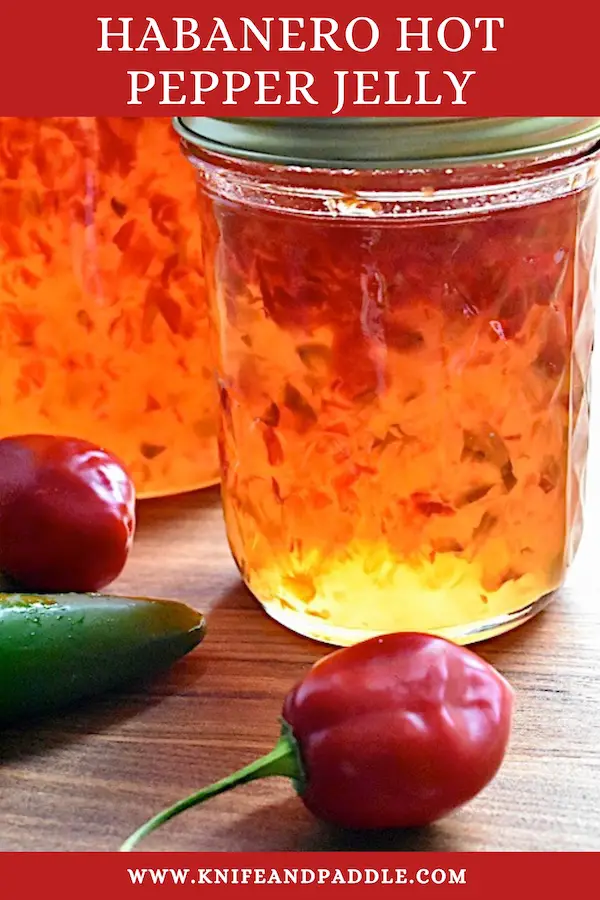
[[0, 434, 135, 593], [120, 632, 514, 850]]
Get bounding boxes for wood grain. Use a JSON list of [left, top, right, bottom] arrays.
[[1, 428, 600, 852]]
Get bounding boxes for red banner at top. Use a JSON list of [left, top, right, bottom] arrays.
[[1, 1, 599, 115]]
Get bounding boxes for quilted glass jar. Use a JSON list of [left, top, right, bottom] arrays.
[[178, 117, 600, 645], [0, 117, 219, 498]]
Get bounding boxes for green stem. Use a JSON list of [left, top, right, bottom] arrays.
[[119, 732, 301, 852]]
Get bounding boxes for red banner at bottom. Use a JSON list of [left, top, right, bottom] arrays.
[[2, 852, 598, 897]]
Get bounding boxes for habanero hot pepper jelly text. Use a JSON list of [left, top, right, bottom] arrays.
[[97, 16, 504, 111], [176, 117, 600, 646]]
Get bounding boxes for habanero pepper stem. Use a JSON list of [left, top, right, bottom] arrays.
[[120, 633, 514, 851], [120, 728, 302, 852]]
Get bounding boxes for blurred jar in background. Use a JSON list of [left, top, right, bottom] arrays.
[[0, 117, 219, 498]]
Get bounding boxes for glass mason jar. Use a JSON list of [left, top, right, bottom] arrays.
[[177, 117, 600, 646], [0, 117, 219, 498]]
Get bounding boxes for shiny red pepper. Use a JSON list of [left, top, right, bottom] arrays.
[[121, 632, 513, 850], [0, 434, 136, 593]]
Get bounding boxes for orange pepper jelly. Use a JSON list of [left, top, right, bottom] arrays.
[[178, 117, 600, 645], [0, 118, 219, 498]]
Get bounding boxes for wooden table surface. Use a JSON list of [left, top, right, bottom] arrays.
[[2, 433, 600, 853]]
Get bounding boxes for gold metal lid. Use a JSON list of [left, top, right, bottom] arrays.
[[174, 117, 600, 169]]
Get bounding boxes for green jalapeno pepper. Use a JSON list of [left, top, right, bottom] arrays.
[[0, 592, 205, 726]]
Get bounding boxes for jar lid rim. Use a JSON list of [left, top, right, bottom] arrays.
[[174, 117, 600, 169]]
